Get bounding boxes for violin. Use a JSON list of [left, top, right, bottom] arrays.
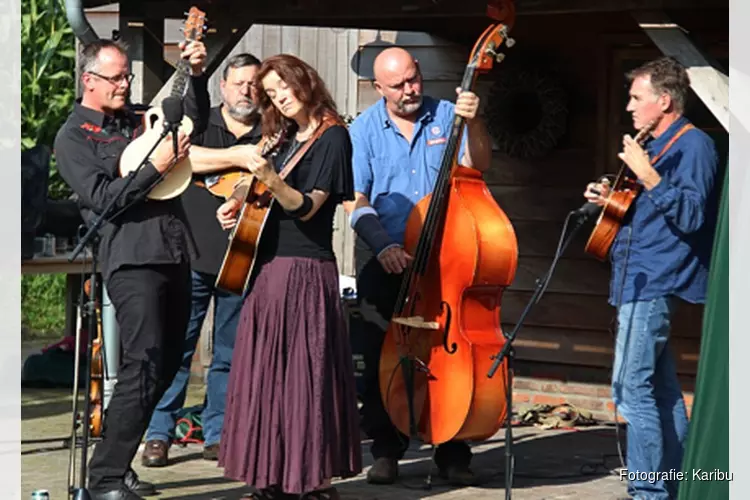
[[378, 4, 519, 446], [84, 278, 104, 438]]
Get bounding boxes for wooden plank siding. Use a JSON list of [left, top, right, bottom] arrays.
[[349, 25, 710, 379], [85, 5, 360, 276], [80, 6, 724, 382], [190, 24, 361, 277]]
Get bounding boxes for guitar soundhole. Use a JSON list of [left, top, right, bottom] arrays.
[[147, 112, 160, 129]]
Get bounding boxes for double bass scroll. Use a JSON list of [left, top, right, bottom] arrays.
[[378, 3, 520, 447]]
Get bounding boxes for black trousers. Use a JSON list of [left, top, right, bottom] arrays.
[[88, 262, 191, 491], [353, 241, 472, 470]]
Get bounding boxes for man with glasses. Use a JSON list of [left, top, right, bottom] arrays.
[[140, 53, 263, 468], [54, 38, 209, 500]]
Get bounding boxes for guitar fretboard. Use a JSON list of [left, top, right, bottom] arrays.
[[170, 56, 192, 99]]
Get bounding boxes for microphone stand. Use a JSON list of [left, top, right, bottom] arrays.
[[486, 204, 601, 500], [66, 117, 178, 500]]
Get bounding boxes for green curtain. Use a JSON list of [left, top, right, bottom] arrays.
[[677, 166, 729, 499]]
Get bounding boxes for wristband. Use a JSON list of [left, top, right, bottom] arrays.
[[284, 194, 314, 218], [350, 206, 396, 255]]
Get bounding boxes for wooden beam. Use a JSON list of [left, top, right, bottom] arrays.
[[119, 2, 167, 106], [632, 10, 728, 131], [516, 0, 725, 16], [149, 18, 252, 106]]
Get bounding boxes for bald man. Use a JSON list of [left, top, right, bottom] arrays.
[[343, 47, 492, 486]]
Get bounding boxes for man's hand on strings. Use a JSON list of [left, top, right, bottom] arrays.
[[217, 198, 241, 230], [179, 40, 208, 76], [583, 178, 611, 207], [152, 132, 190, 174], [454, 87, 480, 122], [618, 134, 661, 190]]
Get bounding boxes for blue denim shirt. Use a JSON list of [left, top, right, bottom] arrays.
[[349, 96, 467, 245], [609, 116, 720, 307]]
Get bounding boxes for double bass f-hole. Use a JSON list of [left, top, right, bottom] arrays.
[[440, 301, 456, 354]]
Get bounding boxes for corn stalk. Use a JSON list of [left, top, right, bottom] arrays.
[[21, 0, 76, 338], [21, 0, 76, 199]]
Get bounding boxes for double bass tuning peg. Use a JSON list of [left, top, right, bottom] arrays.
[[485, 47, 506, 63], [505, 37, 516, 48]]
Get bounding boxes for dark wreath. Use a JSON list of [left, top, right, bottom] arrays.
[[484, 67, 569, 159]]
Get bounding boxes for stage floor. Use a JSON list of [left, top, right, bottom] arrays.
[[21, 381, 631, 499]]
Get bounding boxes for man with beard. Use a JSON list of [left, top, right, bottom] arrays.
[[141, 53, 263, 467], [344, 46, 493, 486]]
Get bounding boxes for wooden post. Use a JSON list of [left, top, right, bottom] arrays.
[[632, 10, 728, 131], [118, 1, 166, 105]]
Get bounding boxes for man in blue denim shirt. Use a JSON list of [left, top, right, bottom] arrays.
[[585, 57, 720, 499], [345, 47, 493, 486]]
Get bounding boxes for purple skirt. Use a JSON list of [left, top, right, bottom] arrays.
[[218, 256, 362, 494]]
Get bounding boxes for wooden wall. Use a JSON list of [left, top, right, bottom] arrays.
[[82, 5, 728, 386], [350, 25, 639, 383], [193, 24, 362, 278], [86, 5, 361, 276], [347, 14, 726, 386]]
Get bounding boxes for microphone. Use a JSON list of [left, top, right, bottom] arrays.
[[161, 96, 184, 160], [572, 201, 602, 220]]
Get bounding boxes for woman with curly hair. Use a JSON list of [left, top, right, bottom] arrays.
[[216, 54, 362, 499]]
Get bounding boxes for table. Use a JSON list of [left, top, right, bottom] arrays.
[[21, 251, 92, 275]]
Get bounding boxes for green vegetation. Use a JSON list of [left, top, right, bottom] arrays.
[[21, 273, 68, 338], [22, 0, 76, 338]]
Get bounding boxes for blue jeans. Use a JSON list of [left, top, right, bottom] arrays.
[[612, 297, 689, 499], [145, 270, 243, 447]]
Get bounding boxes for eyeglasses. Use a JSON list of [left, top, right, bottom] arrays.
[[88, 71, 135, 86]]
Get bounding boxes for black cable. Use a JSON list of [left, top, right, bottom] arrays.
[[378, 208, 625, 493]]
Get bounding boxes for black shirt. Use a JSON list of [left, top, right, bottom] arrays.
[[53, 75, 211, 280], [183, 105, 262, 275], [256, 124, 354, 264]]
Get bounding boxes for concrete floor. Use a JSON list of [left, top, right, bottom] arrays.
[[21, 380, 631, 499]]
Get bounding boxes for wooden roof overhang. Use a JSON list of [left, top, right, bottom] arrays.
[[80, 0, 726, 34]]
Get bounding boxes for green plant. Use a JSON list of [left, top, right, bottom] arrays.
[[22, 274, 67, 338], [22, 0, 77, 338], [22, 0, 76, 200]]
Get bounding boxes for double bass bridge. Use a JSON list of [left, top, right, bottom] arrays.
[[392, 316, 440, 330], [392, 301, 457, 355]]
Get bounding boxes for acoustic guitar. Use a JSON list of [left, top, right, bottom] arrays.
[[584, 119, 693, 261], [215, 117, 340, 295], [118, 7, 207, 201], [203, 169, 251, 199], [584, 122, 656, 261]]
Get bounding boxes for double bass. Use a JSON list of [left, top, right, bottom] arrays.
[[378, 5, 519, 446]]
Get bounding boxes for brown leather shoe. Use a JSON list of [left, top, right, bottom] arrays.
[[203, 443, 219, 461], [366, 457, 398, 484], [439, 464, 477, 486], [141, 440, 168, 467]]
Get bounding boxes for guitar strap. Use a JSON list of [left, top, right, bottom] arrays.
[[246, 116, 343, 207], [275, 115, 341, 180], [649, 123, 694, 165]]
